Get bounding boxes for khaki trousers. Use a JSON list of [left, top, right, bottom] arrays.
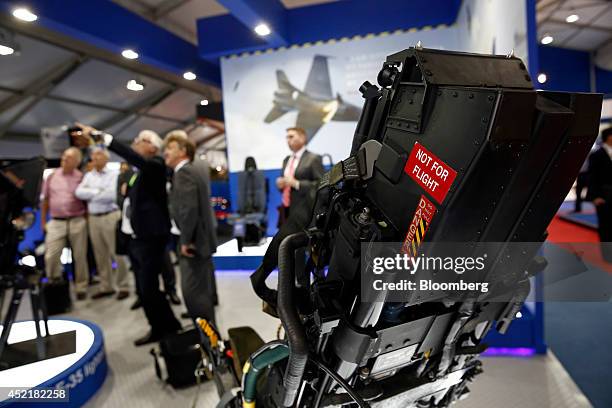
[[44, 216, 89, 294], [88, 210, 128, 292]]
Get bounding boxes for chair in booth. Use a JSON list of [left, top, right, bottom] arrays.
[[232, 157, 268, 251]]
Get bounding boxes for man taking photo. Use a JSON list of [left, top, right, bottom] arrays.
[[72, 124, 181, 346]]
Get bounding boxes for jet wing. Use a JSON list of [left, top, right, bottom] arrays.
[[264, 105, 289, 123], [296, 110, 324, 141], [304, 55, 333, 100]]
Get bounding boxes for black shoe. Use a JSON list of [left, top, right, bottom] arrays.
[[167, 291, 181, 305], [76, 292, 87, 301], [130, 298, 142, 310], [92, 290, 116, 300], [134, 330, 163, 347], [116, 290, 129, 300]]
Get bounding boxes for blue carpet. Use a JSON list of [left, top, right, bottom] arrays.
[[545, 302, 612, 408], [558, 201, 598, 230]]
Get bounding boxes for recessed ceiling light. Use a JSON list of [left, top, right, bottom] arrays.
[[566, 14, 579, 23], [0, 44, 15, 56], [537, 73, 547, 84], [126, 79, 145, 91], [254, 23, 271, 37], [200, 99, 209, 106], [121, 49, 139, 60], [183, 71, 196, 81], [541, 34, 553, 45], [12, 8, 38, 22]]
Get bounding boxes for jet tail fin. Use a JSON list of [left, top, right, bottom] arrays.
[[276, 70, 295, 91]]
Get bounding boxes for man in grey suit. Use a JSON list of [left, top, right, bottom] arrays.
[[276, 127, 325, 226], [164, 135, 218, 323], [165, 130, 218, 304]]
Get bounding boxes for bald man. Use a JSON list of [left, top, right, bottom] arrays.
[[41, 147, 89, 299], [76, 147, 129, 300]]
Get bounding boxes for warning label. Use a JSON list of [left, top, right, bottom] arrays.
[[404, 142, 457, 204], [403, 195, 437, 256]]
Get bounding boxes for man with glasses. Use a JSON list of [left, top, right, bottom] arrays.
[[72, 125, 181, 346]]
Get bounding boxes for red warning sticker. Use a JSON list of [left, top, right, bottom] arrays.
[[403, 195, 437, 256], [404, 142, 457, 204]]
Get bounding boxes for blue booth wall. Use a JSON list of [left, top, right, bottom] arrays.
[[538, 45, 612, 96]]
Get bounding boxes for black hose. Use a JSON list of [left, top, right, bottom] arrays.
[[310, 357, 370, 408], [277, 232, 309, 407]]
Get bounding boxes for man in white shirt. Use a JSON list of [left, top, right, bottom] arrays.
[[76, 147, 129, 299]]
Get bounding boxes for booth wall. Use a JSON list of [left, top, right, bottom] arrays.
[[220, 0, 529, 232]]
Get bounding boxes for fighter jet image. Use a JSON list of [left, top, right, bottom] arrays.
[[264, 55, 361, 140]]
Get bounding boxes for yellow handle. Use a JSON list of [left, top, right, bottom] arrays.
[[196, 318, 219, 348]]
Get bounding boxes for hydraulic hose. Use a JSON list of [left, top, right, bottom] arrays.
[[277, 232, 309, 407], [242, 344, 289, 408]]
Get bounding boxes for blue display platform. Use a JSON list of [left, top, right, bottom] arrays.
[[0, 319, 107, 407], [213, 237, 269, 270]]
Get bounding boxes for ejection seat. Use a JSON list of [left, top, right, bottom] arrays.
[[231, 157, 268, 251]]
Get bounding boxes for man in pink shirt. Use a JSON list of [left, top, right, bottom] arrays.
[[41, 147, 89, 299]]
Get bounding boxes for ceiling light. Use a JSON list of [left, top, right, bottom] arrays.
[[254, 23, 271, 36], [121, 49, 139, 60], [183, 71, 196, 81], [0, 44, 15, 56], [12, 7, 38, 22], [200, 99, 209, 106], [0, 28, 20, 56], [566, 14, 579, 23], [541, 34, 553, 45], [537, 73, 547, 84], [126, 79, 145, 91]]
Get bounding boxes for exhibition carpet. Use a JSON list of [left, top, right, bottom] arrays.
[[545, 212, 612, 408], [557, 201, 598, 230], [546, 215, 611, 274]]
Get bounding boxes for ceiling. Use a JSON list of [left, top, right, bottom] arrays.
[[109, 0, 337, 44], [115, 0, 612, 54], [537, 0, 612, 52], [0, 30, 221, 146]]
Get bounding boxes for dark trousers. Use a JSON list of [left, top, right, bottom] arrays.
[[124, 236, 175, 299], [596, 203, 612, 262], [179, 253, 216, 324], [130, 237, 176, 299], [130, 237, 181, 335], [161, 248, 177, 294], [574, 172, 589, 212]]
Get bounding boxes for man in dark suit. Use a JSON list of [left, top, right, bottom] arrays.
[[73, 125, 181, 345], [275, 127, 325, 226], [164, 135, 218, 323], [251, 129, 325, 314], [588, 127, 612, 263]]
